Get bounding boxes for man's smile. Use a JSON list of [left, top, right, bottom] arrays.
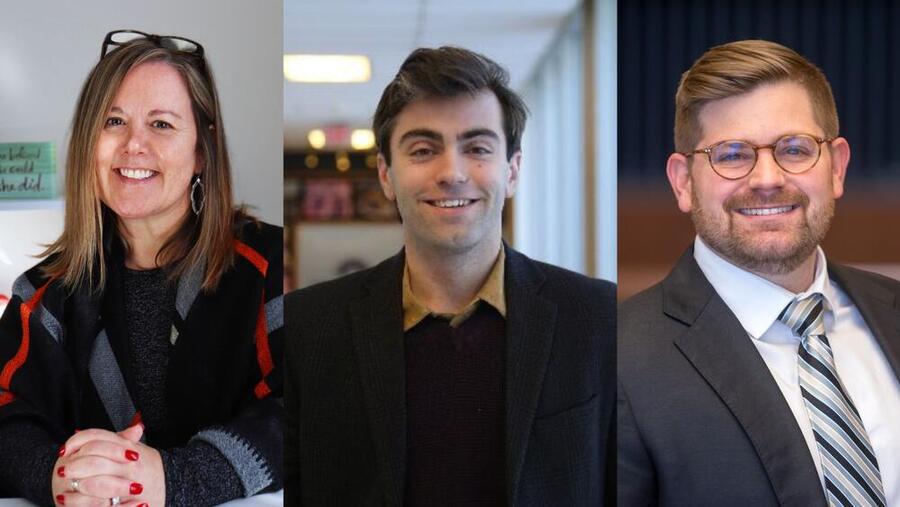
[[734, 204, 799, 216], [424, 198, 478, 209]]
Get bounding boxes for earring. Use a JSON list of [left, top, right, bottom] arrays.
[[190, 175, 205, 215]]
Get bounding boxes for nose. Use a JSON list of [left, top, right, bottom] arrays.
[[123, 124, 147, 155], [434, 149, 468, 186], [746, 147, 786, 190]]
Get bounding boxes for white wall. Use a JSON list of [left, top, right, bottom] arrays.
[[593, 0, 617, 281], [0, 0, 283, 225], [517, 12, 589, 276], [514, 1, 617, 282]]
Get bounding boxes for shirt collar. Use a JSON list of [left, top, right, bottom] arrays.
[[693, 236, 835, 339], [402, 247, 506, 331]]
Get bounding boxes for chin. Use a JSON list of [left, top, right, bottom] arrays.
[[713, 235, 818, 276], [106, 205, 151, 220], [424, 232, 479, 254]]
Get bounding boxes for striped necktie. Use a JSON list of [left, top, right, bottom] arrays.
[[778, 293, 886, 507]]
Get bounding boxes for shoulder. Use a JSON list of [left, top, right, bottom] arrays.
[[617, 278, 685, 361], [233, 218, 282, 252], [231, 218, 283, 273], [531, 258, 616, 304], [10, 257, 60, 301], [285, 255, 395, 315], [619, 281, 665, 326], [830, 262, 900, 303], [505, 250, 616, 332]]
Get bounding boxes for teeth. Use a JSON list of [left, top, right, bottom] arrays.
[[739, 206, 794, 216], [118, 168, 154, 180], [432, 199, 471, 208]]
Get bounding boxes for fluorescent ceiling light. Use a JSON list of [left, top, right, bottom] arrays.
[[284, 54, 371, 83]]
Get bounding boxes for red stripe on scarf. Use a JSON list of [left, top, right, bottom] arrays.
[[234, 240, 268, 276], [0, 280, 52, 406], [253, 295, 274, 399]]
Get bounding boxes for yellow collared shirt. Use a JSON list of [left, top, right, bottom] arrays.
[[402, 249, 506, 331]]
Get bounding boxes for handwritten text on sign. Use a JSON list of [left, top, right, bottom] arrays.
[[0, 143, 56, 199]]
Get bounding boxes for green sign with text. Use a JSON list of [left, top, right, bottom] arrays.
[[0, 142, 56, 199]]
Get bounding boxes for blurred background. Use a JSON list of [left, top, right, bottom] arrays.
[[283, 0, 617, 290], [618, 0, 900, 299], [0, 0, 282, 314]]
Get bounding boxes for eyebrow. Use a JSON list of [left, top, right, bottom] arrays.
[[458, 128, 500, 142], [397, 128, 442, 146], [397, 127, 500, 146], [109, 106, 183, 119]]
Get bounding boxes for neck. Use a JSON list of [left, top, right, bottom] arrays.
[[118, 215, 185, 270], [749, 252, 818, 294], [405, 237, 502, 314]]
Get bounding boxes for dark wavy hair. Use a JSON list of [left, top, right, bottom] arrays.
[[373, 46, 528, 165]]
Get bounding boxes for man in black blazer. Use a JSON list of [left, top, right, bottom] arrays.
[[285, 47, 615, 506], [619, 40, 900, 506]]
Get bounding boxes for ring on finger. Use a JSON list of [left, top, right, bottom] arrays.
[[70, 479, 80, 492], [110, 497, 121, 506]]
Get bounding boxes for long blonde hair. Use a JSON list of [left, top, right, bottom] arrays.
[[42, 37, 243, 292]]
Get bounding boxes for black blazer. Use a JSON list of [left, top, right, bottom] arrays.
[[617, 248, 900, 506], [284, 246, 616, 506]]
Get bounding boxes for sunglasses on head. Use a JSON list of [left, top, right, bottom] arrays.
[[101, 30, 204, 59]]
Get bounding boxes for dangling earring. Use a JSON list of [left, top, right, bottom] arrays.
[[191, 174, 205, 215]]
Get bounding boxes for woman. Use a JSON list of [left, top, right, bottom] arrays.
[[0, 31, 283, 506]]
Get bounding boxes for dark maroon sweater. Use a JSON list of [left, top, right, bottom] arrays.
[[404, 303, 506, 506]]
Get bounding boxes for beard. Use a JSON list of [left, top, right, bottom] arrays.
[[690, 186, 834, 276]]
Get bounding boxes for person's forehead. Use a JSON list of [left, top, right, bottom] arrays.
[[695, 81, 819, 144], [115, 62, 191, 99], [391, 90, 504, 141]]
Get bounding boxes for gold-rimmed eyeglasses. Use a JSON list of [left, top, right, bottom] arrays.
[[681, 134, 835, 180]]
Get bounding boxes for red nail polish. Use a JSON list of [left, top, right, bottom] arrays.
[[138, 504, 148, 507], [125, 449, 140, 461], [56, 466, 65, 477], [130, 482, 143, 495], [57, 445, 66, 457], [56, 494, 65, 505]]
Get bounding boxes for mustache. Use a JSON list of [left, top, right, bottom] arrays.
[[724, 189, 809, 210]]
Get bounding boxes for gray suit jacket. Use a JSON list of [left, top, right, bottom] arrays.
[[285, 245, 616, 506], [617, 248, 900, 506]]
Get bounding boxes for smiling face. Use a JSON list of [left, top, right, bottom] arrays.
[[667, 81, 850, 276], [94, 61, 198, 231], [377, 90, 520, 256]]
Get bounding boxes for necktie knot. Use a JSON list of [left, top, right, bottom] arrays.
[[778, 293, 825, 338]]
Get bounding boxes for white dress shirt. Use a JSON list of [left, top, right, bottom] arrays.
[[693, 236, 900, 504]]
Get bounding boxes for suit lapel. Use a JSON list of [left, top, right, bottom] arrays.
[[503, 247, 558, 504], [665, 251, 827, 507], [349, 252, 407, 506], [830, 264, 900, 378]]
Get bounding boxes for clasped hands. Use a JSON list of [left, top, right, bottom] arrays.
[[51, 424, 165, 507]]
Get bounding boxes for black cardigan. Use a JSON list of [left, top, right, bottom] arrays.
[[0, 219, 284, 505]]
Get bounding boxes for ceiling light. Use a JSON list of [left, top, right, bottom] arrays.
[[284, 54, 371, 83], [350, 129, 376, 150], [308, 129, 326, 149]]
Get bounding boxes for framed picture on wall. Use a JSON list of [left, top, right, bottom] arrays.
[[292, 222, 404, 289]]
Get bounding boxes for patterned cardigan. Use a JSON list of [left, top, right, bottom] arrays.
[[0, 219, 283, 505]]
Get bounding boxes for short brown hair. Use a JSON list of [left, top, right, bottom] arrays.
[[674, 39, 838, 153], [373, 46, 528, 165], [42, 37, 244, 292]]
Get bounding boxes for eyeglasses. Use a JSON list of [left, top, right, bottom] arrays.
[[101, 30, 205, 59], [682, 134, 835, 180]]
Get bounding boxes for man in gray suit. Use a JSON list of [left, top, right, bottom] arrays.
[[619, 39, 900, 506]]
